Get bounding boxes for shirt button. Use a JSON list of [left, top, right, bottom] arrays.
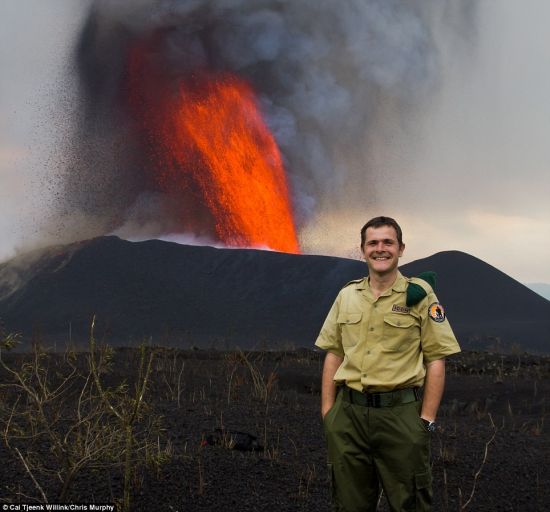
[[369, 327, 374, 331], [373, 304, 377, 308]]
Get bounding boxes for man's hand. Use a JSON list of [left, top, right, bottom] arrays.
[[321, 352, 343, 418], [421, 358, 445, 422]]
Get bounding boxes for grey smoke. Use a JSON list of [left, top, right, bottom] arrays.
[[57, 0, 475, 245]]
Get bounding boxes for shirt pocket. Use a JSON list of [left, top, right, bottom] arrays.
[[382, 314, 418, 350], [337, 312, 362, 348]]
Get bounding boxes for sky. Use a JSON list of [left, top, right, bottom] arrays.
[[1, 1, 550, 284]]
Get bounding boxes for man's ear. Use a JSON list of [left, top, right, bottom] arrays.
[[398, 243, 405, 257]]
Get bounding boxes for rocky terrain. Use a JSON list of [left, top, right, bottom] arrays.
[[0, 347, 548, 511]]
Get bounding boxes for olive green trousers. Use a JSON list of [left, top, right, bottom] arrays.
[[323, 389, 432, 512]]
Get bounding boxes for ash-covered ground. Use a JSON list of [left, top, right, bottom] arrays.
[[0, 348, 548, 511]]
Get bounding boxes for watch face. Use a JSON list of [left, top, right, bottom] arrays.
[[422, 419, 436, 432]]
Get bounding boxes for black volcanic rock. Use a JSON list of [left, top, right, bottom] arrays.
[[1, 237, 549, 353], [0, 237, 365, 349]]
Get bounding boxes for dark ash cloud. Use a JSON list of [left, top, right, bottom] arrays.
[[55, 0, 474, 245]]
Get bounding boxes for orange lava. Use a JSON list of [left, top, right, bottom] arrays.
[[162, 74, 299, 252], [127, 44, 300, 253]]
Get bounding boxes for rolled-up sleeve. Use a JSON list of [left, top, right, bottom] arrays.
[[315, 293, 345, 358]]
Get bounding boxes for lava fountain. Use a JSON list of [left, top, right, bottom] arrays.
[[128, 43, 299, 253]]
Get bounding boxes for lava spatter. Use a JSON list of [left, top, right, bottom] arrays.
[[127, 42, 299, 253]]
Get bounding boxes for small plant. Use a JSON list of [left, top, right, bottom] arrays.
[[226, 349, 278, 403], [89, 317, 158, 512], [458, 413, 497, 510], [0, 320, 168, 510], [297, 463, 317, 499], [0, 336, 123, 502], [155, 350, 185, 407]]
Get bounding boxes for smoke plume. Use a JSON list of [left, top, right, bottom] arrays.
[[54, 0, 475, 250]]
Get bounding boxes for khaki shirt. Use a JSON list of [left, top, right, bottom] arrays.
[[315, 271, 461, 392]]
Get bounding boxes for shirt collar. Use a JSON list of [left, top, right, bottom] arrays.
[[390, 271, 408, 293], [362, 270, 407, 296]]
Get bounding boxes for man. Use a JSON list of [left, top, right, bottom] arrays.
[[315, 216, 460, 511]]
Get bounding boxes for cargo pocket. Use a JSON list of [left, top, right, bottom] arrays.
[[337, 312, 362, 347], [414, 471, 433, 511], [382, 314, 418, 350]]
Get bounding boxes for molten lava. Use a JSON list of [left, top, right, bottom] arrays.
[[128, 42, 299, 253], [163, 74, 299, 252]]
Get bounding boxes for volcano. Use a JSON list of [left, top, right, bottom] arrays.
[[1, 237, 549, 354]]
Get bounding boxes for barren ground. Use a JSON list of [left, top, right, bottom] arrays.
[[0, 348, 548, 511]]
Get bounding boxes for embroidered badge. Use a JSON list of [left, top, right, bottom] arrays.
[[392, 304, 410, 314], [428, 302, 446, 323]]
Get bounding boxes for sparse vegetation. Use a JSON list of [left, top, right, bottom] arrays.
[[0, 332, 549, 510], [0, 324, 169, 510]]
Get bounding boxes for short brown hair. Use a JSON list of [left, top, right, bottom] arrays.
[[360, 216, 403, 249]]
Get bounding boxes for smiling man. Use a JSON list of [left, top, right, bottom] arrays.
[[316, 216, 461, 512]]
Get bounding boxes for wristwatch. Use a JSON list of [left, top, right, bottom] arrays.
[[421, 418, 437, 433]]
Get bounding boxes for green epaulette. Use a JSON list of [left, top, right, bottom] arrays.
[[406, 271, 437, 307]]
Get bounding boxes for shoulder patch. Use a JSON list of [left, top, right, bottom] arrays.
[[428, 302, 446, 323]]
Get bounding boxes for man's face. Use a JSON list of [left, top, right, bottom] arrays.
[[361, 225, 404, 277]]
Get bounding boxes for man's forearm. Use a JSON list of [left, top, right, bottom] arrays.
[[321, 352, 343, 418], [421, 358, 446, 422]]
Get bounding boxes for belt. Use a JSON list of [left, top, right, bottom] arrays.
[[341, 386, 419, 408]]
